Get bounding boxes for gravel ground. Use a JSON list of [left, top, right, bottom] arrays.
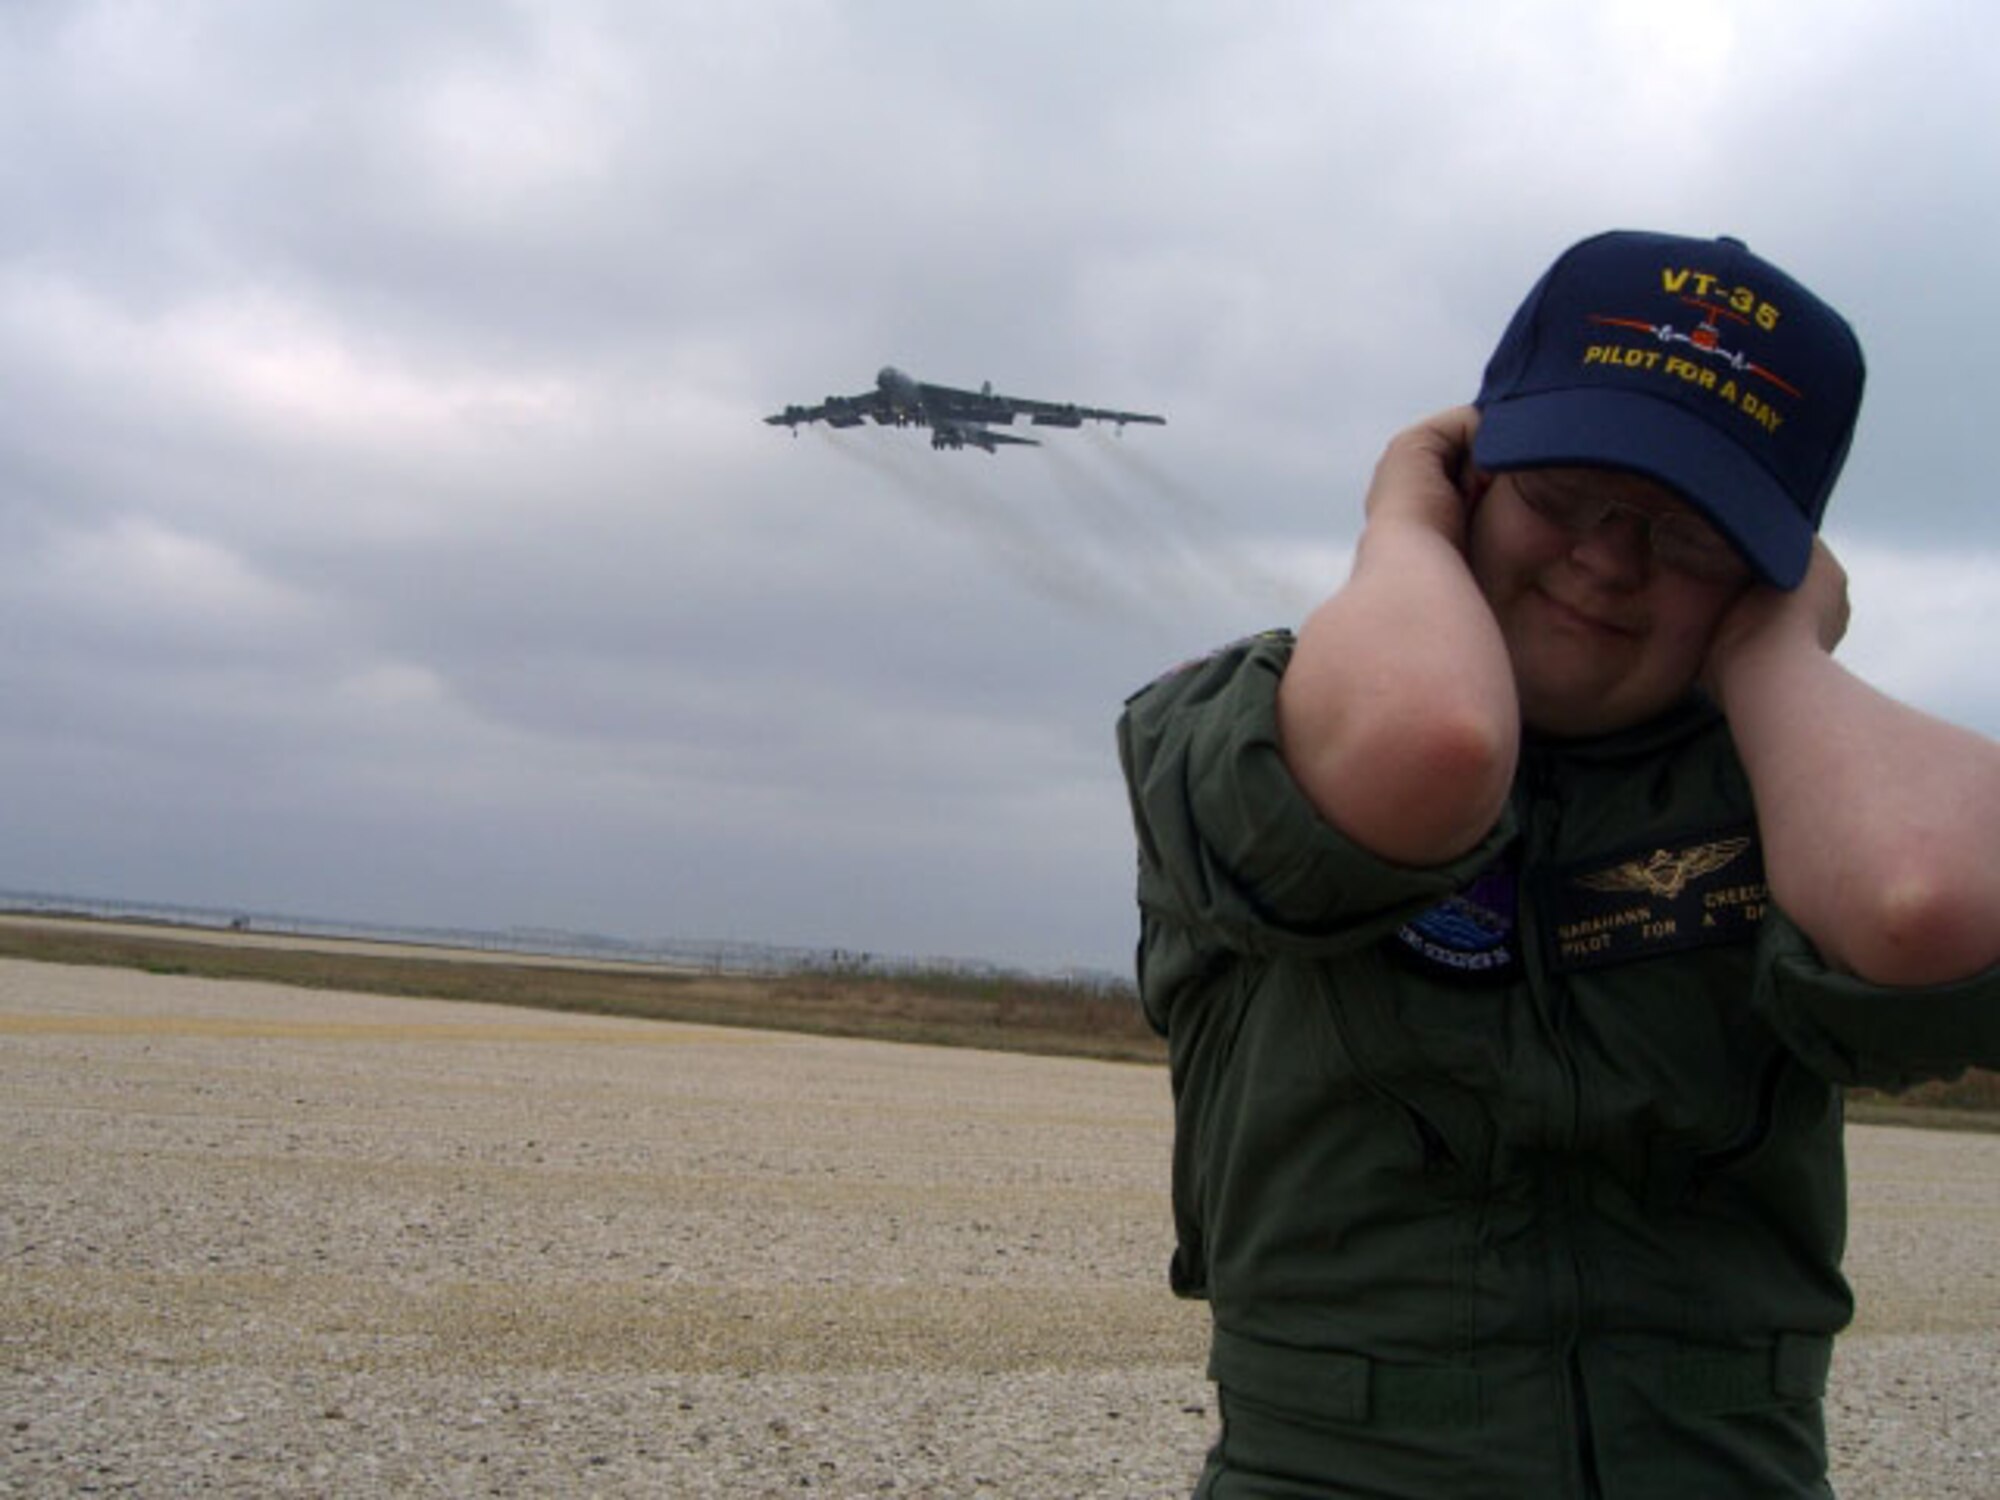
[[3, 957, 1997, 1498]]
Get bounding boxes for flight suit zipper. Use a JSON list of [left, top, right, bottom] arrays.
[[1521, 748, 1604, 1497]]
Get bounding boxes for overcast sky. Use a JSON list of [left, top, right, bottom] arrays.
[[4, 2, 1996, 974]]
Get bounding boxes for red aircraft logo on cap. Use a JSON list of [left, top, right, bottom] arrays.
[[1591, 297, 1801, 399]]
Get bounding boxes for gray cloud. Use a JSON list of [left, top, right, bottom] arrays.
[[3, 1, 1996, 970]]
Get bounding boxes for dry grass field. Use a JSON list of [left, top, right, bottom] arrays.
[[3, 922, 1997, 1496], [0, 915, 1167, 1065]]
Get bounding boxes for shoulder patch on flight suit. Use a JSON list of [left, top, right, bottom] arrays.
[[1392, 848, 1523, 983], [1544, 825, 1767, 972]]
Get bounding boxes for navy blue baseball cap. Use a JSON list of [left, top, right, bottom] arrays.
[[1473, 230, 1865, 588]]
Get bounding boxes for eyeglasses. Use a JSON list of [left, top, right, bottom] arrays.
[[1510, 473, 1750, 585]]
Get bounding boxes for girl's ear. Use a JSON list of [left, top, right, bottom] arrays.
[[1463, 467, 1495, 511]]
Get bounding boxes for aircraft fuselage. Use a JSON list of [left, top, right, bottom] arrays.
[[765, 366, 1163, 454]]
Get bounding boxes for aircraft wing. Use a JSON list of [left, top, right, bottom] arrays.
[[763, 390, 896, 430], [914, 379, 1166, 431]]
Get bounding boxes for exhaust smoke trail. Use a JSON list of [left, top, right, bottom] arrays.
[[816, 430, 1161, 624], [1075, 429, 1321, 620], [806, 427, 1327, 636]]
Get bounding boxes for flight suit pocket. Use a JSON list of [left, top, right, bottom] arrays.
[[1316, 952, 1502, 1182]]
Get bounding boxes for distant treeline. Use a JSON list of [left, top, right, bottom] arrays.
[[0, 888, 1125, 986]]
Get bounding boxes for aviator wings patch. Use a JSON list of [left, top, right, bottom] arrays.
[[1548, 829, 1767, 972], [1572, 837, 1752, 901]]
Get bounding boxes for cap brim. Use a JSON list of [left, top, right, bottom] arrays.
[[1473, 389, 1811, 588]]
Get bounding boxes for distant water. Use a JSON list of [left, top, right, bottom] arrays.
[[0, 886, 1105, 984]]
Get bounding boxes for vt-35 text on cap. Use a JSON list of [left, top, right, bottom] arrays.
[[1473, 230, 1865, 589]]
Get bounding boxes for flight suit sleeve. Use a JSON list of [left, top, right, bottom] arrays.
[[1753, 910, 2000, 1092], [1117, 631, 1515, 961]]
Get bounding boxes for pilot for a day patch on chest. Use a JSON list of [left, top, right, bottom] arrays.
[[1545, 826, 1768, 972]]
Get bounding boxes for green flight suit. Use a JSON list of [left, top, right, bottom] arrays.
[[1118, 632, 2000, 1500]]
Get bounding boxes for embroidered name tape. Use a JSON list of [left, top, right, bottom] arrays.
[[1545, 827, 1768, 973]]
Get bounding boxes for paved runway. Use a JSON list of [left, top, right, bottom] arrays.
[[4, 958, 1996, 1496]]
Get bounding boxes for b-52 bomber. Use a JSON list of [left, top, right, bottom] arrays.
[[765, 365, 1166, 453]]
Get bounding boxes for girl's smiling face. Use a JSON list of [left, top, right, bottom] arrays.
[[1468, 466, 1753, 737]]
